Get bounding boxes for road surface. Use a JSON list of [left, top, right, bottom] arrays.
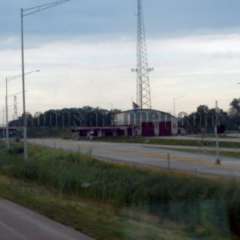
[[30, 138, 240, 178], [0, 199, 92, 240]]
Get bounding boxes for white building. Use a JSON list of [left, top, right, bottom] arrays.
[[113, 109, 178, 137]]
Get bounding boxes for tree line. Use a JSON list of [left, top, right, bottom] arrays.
[[181, 98, 240, 133], [9, 98, 240, 133], [10, 107, 121, 129]]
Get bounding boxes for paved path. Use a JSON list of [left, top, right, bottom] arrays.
[[30, 138, 240, 178], [0, 199, 92, 240]]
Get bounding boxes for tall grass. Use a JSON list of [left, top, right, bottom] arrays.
[[0, 143, 239, 238], [27, 127, 72, 139]]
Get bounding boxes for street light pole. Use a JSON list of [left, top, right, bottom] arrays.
[[173, 98, 177, 117], [55, 111, 58, 128], [5, 70, 39, 151], [215, 100, 221, 165], [20, 0, 71, 161], [2, 108, 5, 129], [5, 78, 9, 150], [21, 8, 28, 160]]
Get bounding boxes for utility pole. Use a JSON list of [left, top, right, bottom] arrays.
[[44, 114, 46, 128], [2, 108, 5, 128], [49, 112, 52, 128], [13, 95, 18, 121], [55, 111, 58, 128], [173, 99, 176, 117], [96, 112, 98, 127], [5, 71, 38, 148], [68, 111, 71, 128], [173, 96, 184, 117], [5, 78, 9, 150], [204, 111, 208, 133], [21, 8, 27, 160], [215, 101, 221, 165]]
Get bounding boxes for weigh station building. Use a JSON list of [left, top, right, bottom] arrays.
[[72, 109, 178, 138]]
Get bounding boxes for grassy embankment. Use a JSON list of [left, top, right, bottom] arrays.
[[154, 147, 240, 159], [148, 139, 240, 159], [96, 137, 240, 149], [0, 143, 240, 239], [95, 137, 240, 159], [27, 127, 72, 139]]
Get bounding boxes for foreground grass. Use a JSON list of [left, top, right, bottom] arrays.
[[0, 175, 192, 240], [0, 143, 239, 239]]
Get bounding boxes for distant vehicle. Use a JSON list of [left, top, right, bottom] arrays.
[[87, 131, 94, 141]]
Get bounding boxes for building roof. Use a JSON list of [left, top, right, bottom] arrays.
[[115, 109, 175, 118]]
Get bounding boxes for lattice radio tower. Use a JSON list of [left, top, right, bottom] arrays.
[[132, 0, 153, 109]]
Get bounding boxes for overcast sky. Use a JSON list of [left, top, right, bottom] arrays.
[[1, 0, 240, 121]]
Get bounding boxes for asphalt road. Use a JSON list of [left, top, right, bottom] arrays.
[[0, 199, 92, 240], [30, 138, 240, 178]]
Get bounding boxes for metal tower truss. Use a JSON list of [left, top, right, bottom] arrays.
[[134, 0, 153, 109]]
